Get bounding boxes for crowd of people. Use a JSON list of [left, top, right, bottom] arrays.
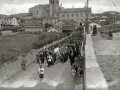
[[36, 35, 84, 81], [36, 41, 70, 68], [21, 33, 85, 82]]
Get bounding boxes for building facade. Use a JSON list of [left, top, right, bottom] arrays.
[[60, 8, 91, 24], [29, 4, 50, 18], [0, 16, 21, 30], [1, 17, 20, 26], [21, 17, 43, 27], [0, 18, 2, 29], [43, 16, 59, 26], [28, 0, 92, 26]]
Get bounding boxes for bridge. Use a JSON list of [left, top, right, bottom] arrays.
[[1, 31, 118, 90]]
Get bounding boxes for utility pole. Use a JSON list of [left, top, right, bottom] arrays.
[[85, 0, 89, 34]]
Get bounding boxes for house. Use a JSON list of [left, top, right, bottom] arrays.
[[1, 16, 20, 26], [11, 17, 20, 26], [55, 20, 65, 29], [47, 25, 61, 32], [115, 21, 120, 24], [60, 7, 91, 24], [0, 16, 22, 30], [89, 22, 102, 28], [21, 16, 43, 27], [100, 16, 108, 21], [43, 16, 59, 26], [62, 25, 75, 35], [90, 17, 100, 23]]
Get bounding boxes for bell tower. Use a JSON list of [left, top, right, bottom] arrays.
[[49, 0, 59, 16]]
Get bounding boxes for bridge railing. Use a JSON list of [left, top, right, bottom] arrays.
[[84, 34, 109, 90]]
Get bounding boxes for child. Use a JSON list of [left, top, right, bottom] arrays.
[[38, 65, 44, 81]]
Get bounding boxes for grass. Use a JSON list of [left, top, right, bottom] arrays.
[[96, 55, 120, 90], [0, 34, 38, 64], [0, 32, 66, 65], [92, 33, 120, 90]]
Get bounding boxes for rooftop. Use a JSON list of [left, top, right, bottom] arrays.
[[44, 16, 58, 19], [21, 16, 43, 20], [48, 25, 61, 31], [60, 8, 91, 13], [3, 16, 20, 19], [62, 25, 75, 30], [29, 4, 49, 9]]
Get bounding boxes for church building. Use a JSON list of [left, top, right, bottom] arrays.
[[28, 0, 92, 26]]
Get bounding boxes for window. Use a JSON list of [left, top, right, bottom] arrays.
[[62, 14, 64, 17], [71, 14, 74, 17], [76, 14, 78, 17], [36, 10, 39, 14], [86, 13, 88, 17], [67, 14, 69, 17], [81, 13, 82, 17]]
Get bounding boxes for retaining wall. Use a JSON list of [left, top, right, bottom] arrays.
[[84, 34, 109, 90], [0, 36, 69, 85]]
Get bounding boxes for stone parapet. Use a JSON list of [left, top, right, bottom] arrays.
[[84, 34, 109, 90]]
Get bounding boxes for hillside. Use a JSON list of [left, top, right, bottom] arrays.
[[9, 13, 31, 18], [0, 14, 8, 18], [0, 13, 31, 18]]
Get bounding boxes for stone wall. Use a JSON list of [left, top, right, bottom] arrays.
[[84, 34, 109, 90], [0, 36, 69, 85]]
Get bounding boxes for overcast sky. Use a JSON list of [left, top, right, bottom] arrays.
[[0, 0, 120, 15]]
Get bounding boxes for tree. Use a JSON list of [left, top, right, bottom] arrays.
[[44, 23, 53, 32]]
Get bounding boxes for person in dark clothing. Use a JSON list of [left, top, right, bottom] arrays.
[[93, 25, 97, 36], [43, 49, 47, 62], [70, 50, 75, 66], [39, 52, 44, 64], [61, 51, 65, 63], [36, 53, 40, 64], [64, 51, 68, 63], [79, 65, 83, 77], [21, 59, 27, 71], [52, 52, 56, 63], [73, 62, 78, 75]]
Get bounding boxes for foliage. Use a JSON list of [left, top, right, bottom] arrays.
[[0, 34, 38, 66], [33, 32, 66, 49], [44, 23, 53, 32]]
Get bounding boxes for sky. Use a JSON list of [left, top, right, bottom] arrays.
[[0, 0, 120, 15]]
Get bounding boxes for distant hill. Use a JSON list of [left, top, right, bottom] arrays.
[[0, 14, 8, 18], [103, 11, 119, 15], [9, 13, 31, 18], [92, 14, 102, 17], [0, 13, 31, 19]]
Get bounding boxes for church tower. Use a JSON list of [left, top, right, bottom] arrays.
[[49, 0, 59, 16]]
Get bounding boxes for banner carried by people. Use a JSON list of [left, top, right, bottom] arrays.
[[54, 47, 60, 54]]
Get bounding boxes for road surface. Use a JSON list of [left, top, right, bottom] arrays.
[[0, 59, 75, 90]]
